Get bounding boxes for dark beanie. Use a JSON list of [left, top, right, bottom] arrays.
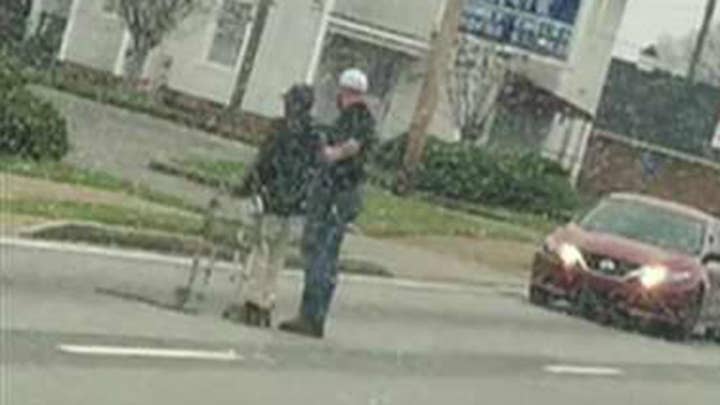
[[284, 84, 314, 113]]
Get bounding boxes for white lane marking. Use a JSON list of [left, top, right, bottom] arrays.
[[1, 237, 191, 267], [544, 365, 624, 376], [2, 237, 524, 293], [57, 344, 243, 362]]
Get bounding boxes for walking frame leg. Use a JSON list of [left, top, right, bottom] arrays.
[[175, 195, 221, 308]]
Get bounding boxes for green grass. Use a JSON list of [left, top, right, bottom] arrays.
[[358, 188, 544, 242], [415, 192, 559, 235], [177, 156, 247, 186], [3, 200, 203, 236], [160, 156, 547, 242], [0, 157, 198, 212]]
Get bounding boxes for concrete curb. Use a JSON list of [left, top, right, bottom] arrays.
[[149, 159, 226, 190], [1, 236, 527, 296], [19, 221, 393, 278]]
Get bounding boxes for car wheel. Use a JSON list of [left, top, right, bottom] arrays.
[[608, 306, 635, 331], [664, 288, 704, 342], [574, 284, 597, 320], [529, 285, 549, 306]]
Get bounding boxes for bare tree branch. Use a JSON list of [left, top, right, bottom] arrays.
[[117, 0, 202, 80], [657, 23, 720, 85], [446, 34, 509, 143]]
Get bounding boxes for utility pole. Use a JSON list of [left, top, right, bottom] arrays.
[[688, 0, 717, 83], [395, 0, 463, 194]]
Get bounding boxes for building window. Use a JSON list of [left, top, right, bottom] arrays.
[[207, 0, 253, 67]]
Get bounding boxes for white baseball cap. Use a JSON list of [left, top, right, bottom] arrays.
[[338, 68, 369, 93]]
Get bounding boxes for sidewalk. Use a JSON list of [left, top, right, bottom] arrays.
[[30, 85, 254, 209]]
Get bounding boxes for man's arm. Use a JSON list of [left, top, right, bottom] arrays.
[[322, 139, 361, 163], [231, 127, 279, 197], [322, 107, 375, 163]]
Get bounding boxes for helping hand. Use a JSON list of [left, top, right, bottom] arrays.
[[321, 146, 342, 163]]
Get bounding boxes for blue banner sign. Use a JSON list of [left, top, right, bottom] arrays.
[[462, 0, 582, 60]]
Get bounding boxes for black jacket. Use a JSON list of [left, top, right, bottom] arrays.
[[323, 103, 376, 191], [236, 117, 320, 216]]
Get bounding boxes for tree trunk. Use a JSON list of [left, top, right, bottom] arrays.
[[395, 0, 463, 195], [123, 43, 150, 84], [476, 106, 497, 147]]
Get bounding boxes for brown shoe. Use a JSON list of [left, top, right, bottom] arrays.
[[278, 317, 324, 339]]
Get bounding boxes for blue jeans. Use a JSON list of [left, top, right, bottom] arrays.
[[300, 212, 347, 327], [299, 182, 360, 327]]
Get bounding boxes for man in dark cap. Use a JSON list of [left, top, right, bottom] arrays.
[[225, 84, 319, 327]]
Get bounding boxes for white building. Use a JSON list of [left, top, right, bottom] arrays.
[[50, 0, 457, 139], [35, 0, 627, 177], [465, 0, 629, 180]]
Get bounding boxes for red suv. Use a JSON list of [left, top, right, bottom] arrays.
[[529, 193, 720, 340]]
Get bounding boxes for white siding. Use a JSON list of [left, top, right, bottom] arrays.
[[241, 0, 324, 117], [514, 0, 629, 115], [333, 0, 443, 41], [161, 0, 250, 105], [60, 0, 125, 72]]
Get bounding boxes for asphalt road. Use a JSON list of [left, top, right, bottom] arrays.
[[1, 239, 719, 405]]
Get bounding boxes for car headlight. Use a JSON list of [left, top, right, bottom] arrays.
[[557, 244, 585, 268], [636, 265, 668, 289], [632, 266, 693, 289]]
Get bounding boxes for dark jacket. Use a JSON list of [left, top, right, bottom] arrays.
[[305, 102, 376, 224], [236, 116, 320, 216], [323, 102, 377, 192]]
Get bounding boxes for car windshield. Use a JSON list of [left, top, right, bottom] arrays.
[[580, 199, 707, 256]]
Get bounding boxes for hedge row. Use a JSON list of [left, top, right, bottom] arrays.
[[596, 60, 720, 162], [372, 135, 580, 220], [0, 50, 68, 160]]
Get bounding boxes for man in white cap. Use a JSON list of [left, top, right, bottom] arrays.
[[280, 68, 376, 338]]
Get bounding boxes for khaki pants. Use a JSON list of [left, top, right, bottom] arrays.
[[240, 213, 292, 310]]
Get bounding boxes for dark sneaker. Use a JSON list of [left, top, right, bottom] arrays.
[[223, 302, 272, 328], [222, 302, 250, 324], [278, 317, 324, 339]]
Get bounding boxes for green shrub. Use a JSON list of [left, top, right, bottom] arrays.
[[372, 134, 579, 219], [0, 50, 26, 92], [0, 86, 69, 160], [1, 50, 68, 160]]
